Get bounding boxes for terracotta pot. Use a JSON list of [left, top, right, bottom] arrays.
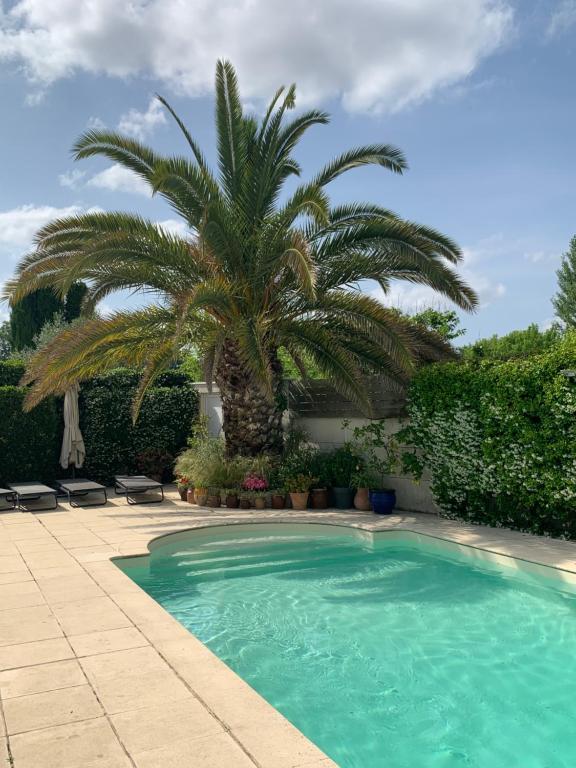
[[254, 496, 266, 510], [289, 491, 309, 510], [354, 487, 371, 511], [195, 488, 208, 506], [207, 494, 221, 508], [186, 487, 196, 504], [271, 493, 285, 509], [310, 488, 329, 509], [178, 487, 188, 501], [240, 498, 252, 509], [225, 493, 239, 508]]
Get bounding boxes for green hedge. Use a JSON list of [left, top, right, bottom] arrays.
[[0, 360, 26, 386], [0, 362, 199, 486], [80, 370, 199, 483], [401, 332, 576, 538], [0, 387, 60, 486]]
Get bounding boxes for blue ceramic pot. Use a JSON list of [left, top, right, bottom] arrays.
[[369, 489, 396, 515]]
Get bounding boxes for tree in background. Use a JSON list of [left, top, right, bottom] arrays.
[[410, 308, 465, 342], [9, 283, 87, 351], [5, 61, 476, 456], [553, 235, 576, 327], [461, 323, 563, 361], [10, 288, 63, 351], [0, 322, 12, 360]]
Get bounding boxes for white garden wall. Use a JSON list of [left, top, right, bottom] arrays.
[[194, 383, 438, 515]]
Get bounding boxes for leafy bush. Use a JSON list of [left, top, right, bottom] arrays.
[[0, 387, 60, 485], [0, 363, 198, 485], [0, 360, 26, 386], [399, 331, 576, 538], [460, 323, 564, 361], [80, 369, 198, 483]]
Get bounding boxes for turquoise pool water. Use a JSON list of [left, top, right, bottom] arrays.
[[120, 526, 576, 768]]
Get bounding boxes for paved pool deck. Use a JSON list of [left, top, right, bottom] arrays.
[[2, 489, 576, 768]]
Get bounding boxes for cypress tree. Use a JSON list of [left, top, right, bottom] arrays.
[[554, 236, 576, 327]]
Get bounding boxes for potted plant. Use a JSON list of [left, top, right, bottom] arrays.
[[350, 466, 371, 511], [223, 488, 240, 508], [270, 489, 286, 509], [176, 476, 190, 501], [327, 444, 359, 509], [242, 472, 268, 510], [239, 490, 252, 509], [309, 452, 330, 509], [284, 473, 317, 510], [206, 487, 221, 507], [348, 421, 399, 515], [253, 491, 267, 510]]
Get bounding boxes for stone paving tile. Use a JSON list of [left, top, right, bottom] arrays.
[[50, 596, 131, 635], [0, 571, 33, 586], [3, 684, 103, 734], [0, 556, 27, 575], [68, 627, 149, 657], [0, 737, 8, 767], [0, 638, 74, 671], [36, 574, 105, 604], [0, 581, 46, 610], [110, 697, 223, 754], [80, 646, 190, 714], [9, 717, 132, 768], [0, 606, 62, 647], [132, 732, 256, 768], [0, 659, 85, 698]]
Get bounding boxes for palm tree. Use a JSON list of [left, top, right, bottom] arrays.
[[4, 61, 477, 456]]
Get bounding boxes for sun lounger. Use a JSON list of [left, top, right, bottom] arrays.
[[56, 478, 108, 507], [114, 475, 164, 505], [8, 482, 58, 511], [0, 489, 16, 511]]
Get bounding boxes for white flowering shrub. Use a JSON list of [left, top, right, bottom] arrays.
[[399, 335, 576, 538]]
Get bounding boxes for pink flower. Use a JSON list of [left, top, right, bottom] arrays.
[[242, 473, 269, 491]]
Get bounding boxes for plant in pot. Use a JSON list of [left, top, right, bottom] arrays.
[[176, 476, 191, 501], [220, 457, 248, 508], [309, 452, 330, 509], [239, 490, 252, 509], [350, 466, 372, 511], [327, 443, 360, 509], [242, 472, 268, 510], [284, 473, 317, 510], [349, 421, 399, 515], [206, 487, 221, 507]]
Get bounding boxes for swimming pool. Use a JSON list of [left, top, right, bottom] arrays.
[[119, 525, 576, 768]]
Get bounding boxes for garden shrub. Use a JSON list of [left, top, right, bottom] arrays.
[[0, 360, 26, 386], [80, 369, 199, 483], [0, 364, 198, 485], [0, 387, 60, 485], [400, 331, 576, 538]]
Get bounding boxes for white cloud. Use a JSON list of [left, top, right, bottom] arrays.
[[523, 250, 560, 264], [547, 1, 576, 38], [87, 116, 106, 131], [86, 164, 150, 196], [0, 204, 83, 247], [155, 219, 189, 238], [58, 169, 86, 189], [118, 98, 166, 140], [0, 0, 513, 114]]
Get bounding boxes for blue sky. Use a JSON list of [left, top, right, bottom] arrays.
[[0, 0, 574, 343]]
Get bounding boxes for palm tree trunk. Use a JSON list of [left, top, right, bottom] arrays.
[[215, 340, 284, 457]]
